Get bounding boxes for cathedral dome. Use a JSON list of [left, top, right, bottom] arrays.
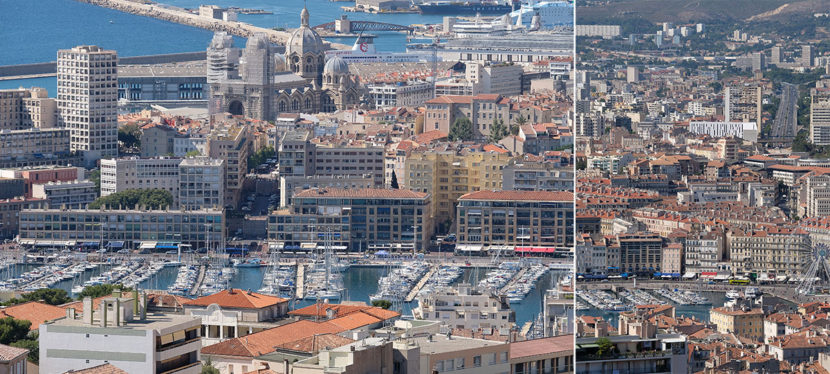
[[323, 56, 350, 76], [286, 7, 324, 56]]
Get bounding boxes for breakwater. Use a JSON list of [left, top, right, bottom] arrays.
[[72, 0, 349, 49]]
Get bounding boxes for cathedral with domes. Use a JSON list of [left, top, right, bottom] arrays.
[[207, 7, 363, 120]]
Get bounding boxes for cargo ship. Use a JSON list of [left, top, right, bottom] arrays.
[[417, 0, 515, 15]]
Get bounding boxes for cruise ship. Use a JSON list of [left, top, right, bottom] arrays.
[[325, 35, 437, 63], [417, 0, 515, 15]]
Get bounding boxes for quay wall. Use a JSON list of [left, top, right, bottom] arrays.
[[0, 52, 207, 78]]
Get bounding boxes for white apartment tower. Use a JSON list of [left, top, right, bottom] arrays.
[[724, 84, 762, 127], [811, 93, 830, 145], [57, 45, 119, 166]]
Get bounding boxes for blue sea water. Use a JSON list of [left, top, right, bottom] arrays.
[[0, 0, 440, 94]]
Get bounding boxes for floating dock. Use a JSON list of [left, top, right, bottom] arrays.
[[188, 265, 206, 296], [295, 264, 306, 299], [404, 265, 438, 302]]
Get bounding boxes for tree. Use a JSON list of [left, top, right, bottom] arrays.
[[512, 115, 527, 136], [185, 150, 201, 157], [0, 317, 31, 345], [76, 284, 132, 300], [10, 332, 38, 364], [88, 189, 173, 210], [372, 299, 393, 310], [202, 357, 220, 374], [89, 169, 101, 193], [596, 337, 614, 358], [390, 171, 399, 189], [448, 117, 474, 141], [118, 124, 142, 150], [488, 119, 508, 143], [16, 289, 72, 306], [247, 146, 276, 172]]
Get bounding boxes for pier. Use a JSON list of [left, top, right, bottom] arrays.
[[72, 0, 349, 49], [189, 265, 206, 296], [580, 280, 814, 305], [499, 267, 530, 295], [404, 265, 438, 302], [295, 264, 306, 299], [0, 52, 207, 80]]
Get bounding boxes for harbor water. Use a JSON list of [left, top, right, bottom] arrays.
[[28, 262, 558, 326], [0, 0, 440, 93], [580, 290, 728, 328]]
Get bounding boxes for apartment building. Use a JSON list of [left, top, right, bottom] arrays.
[[18, 208, 224, 250], [710, 306, 765, 340], [0, 166, 84, 198], [39, 294, 202, 374], [206, 125, 251, 208], [366, 81, 433, 109], [0, 87, 56, 130], [0, 128, 71, 163], [727, 227, 811, 277], [688, 121, 758, 142], [456, 190, 574, 249], [100, 157, 182, 198], [806, 174, 830, 218], [406, 149, 512, 232], [502, 159, 573, 191], [510, 335, 574, 374], [724, 84, 762, 126], [811, 93, 830, 145], [412, 284, 515, 330], [31, 180, 97, 209], [617, 233, 663, 275], [685, 232, 725, 275], [465, 62, 524, 97], [57, 45, 119, 165], [575, 334, 687, 374], [416, 334, 511, 374], [278, 129, 385, 205], [424, 94, 513, 140], [0, 198, 45, 239], [178, 157, 224, 211], [268, 188, 432, 252]]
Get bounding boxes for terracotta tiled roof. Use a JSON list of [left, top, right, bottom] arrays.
[[482, 144, 509, 154], [275, 333, 354, 353], [63, 363, 128, 374], [0, 343, 28, 361], [0, 301, 67, 330], [201, 320, 344, 357], [182, 289, 287, 309], [326, 311, 382, 330], [288, 303, 400, 321], [459, 190, 573, 202], [294, 188, 428, 199], [510, 335, 572, 359]]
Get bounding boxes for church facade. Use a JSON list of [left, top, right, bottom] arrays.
[[207, 7, 363, 121]]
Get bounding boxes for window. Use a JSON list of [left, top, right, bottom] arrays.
[[474, 355, 481, 367]]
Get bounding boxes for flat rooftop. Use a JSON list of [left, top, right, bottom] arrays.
[[414, 334, 507, 354], [119, 61, 206, 78]]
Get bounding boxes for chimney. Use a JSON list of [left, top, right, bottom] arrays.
[[115, 298, 122, 327], [133, 289, 139, 315], [140, 292, 148, 320], [100, 300, 108, 328], [283, 359, 289, 374], [83, 297, 93, 325], [66, 308, 76, 320]]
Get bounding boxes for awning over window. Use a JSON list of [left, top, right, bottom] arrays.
[[107, 241, 125, 249], [456, 244, 484, 252], [682, 272, 696, 279], [515, 247, 556, 254], [139, 241, 157, 249]]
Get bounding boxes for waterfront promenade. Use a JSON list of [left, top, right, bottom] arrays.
[[72, 0, 349, 49]]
